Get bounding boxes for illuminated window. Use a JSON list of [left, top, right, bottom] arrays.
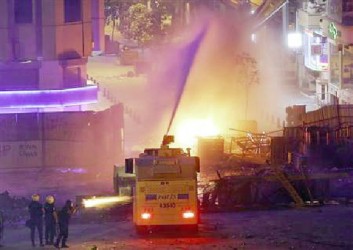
[[14, 0, 33, 23], [64, 0, 82, 23]]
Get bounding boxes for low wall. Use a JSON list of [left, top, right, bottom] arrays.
[[0, 104, 124, 173]]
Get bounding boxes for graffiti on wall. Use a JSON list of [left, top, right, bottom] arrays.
[[19, 143, 38, 158], [0, 104, 124, 169], [45, 115, 90, 141], [0, 144, 11, 157], [0, 142, 41, 168]]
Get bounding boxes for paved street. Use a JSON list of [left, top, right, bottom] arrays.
[[2, 204, 353, 249]]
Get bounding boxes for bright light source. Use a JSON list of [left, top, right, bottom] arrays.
[[251, 33, 256, 43], [175, 118, 220, 148], [182, 211, 195, 219], [141, 212, 152, 220], [288, 32, 302, 48], [82, 196, 131, 208]]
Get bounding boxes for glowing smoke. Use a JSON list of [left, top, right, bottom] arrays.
[[165, 24, 208, 135], [169, 11, 256, 148], [139, 8, 292, 151]]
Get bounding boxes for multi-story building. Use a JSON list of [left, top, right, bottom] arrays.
[[0, 0, 104, 113], [321, 0, 353, 104], [296, 0, 329, 105], [0, 1, 124, 170], [296, 0, 353, 105]]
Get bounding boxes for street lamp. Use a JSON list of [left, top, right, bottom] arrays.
[[287, 32, 302, 49]]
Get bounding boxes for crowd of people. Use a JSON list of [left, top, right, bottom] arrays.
[[27, 194, 77, 248]]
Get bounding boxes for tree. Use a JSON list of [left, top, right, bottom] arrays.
[[104, 0, 198, 43], [234, 53, 259, 120], [104, 0, 119, 24], [105, 0, 144, 40], [121, 3, 154, 47], [150, 0, 174, 37], [104, 0, 120, 40]]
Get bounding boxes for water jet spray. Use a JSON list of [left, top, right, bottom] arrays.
[[165, 25, 208, 139]]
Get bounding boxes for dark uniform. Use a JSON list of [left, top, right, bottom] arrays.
[[44, 202, 57, 245], [54, 200, 76, 249], [0, 210, 4, 247], [28, 200, 44, 247]]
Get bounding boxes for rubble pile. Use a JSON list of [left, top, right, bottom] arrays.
[[0, 191, 30, 227]]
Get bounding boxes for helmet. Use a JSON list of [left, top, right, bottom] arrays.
[[65, 200, 73, 207], [46, 195, 55, 204], [31, 194, 40, 202]]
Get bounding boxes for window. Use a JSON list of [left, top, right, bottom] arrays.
[[14, 0, 33, 23], [321, 85, 325, 101], [64, 0, 82, 23]]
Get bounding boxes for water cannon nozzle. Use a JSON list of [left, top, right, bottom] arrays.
[[162, 135, 174, 146]]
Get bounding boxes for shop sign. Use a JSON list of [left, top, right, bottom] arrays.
[[311, 45, 322, 55], [328, 22, 338, 40]]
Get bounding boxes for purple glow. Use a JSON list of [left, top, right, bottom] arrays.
[[0, 85, 98, 108], [166, 25, 208, 134]]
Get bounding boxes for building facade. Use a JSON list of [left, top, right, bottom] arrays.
[[296, 0, 353, 105], [0, 0, 104, 113], [322, 0, 353, 104], [296, 0, 329, 105]]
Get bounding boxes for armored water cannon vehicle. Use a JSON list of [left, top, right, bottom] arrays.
[[125, 135, 200, 233]]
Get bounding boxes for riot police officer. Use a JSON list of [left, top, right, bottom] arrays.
[[44, 195, 58, 245], [54, 200, 77, 249], [28, 194, 44, 247], [0, 210, 4, 248]]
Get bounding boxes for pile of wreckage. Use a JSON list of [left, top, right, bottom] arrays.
[[198, 105, 353, 211]]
